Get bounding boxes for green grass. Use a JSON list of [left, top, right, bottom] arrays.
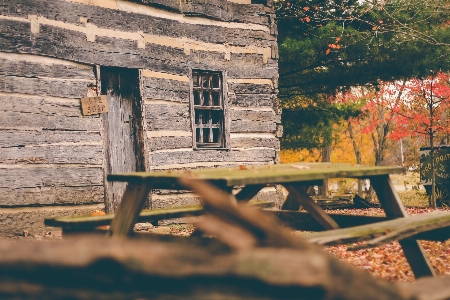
[[398, 190, 429, 207]]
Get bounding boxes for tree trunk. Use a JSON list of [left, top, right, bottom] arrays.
[[319, 144, 332, 196], [348, 121, 363, 196]]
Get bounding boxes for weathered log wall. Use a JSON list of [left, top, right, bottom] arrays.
[[0, 52, 103, 206], [0, 0, 281, 210]]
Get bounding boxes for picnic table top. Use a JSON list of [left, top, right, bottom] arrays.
[[107, 163, 405, 188]]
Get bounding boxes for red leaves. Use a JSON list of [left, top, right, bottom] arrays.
[[325, 37, 342, 54], [302, 16, 311, 22]]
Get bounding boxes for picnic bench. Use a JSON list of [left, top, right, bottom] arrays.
[[45, 163, 450, 278]]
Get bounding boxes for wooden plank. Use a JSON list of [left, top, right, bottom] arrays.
[[145, 105, 280, 133], [0, 144, 103, 165], [0, 19, 278, 79], [0, 74, 93, 98], [227, 82, 274, 95], [371, 175, 436, 278], [151, 193, 202, 209], [284, 184, 339, 230], [142, 77, 189, 102], [145, 103, 190, 131], [45, 200, 275, 231], [150, 148, 276, 167], [231, 93, 275, 108], [108, 163, 406, 188], [0, 130, 102, 148], [0, 166, 103, 189], [0, 111, 101, 131], [137, 0, 273, 26], [304, 211, 450, 246], [231, 109, 280, 133], [1, 0, 275, 44], [109, 183, 152, 237], [0, 94, 84, 117], [0, 56, 94, 79], [45, 205, 202, 231], [0, 186, 104, 206], [148, 136, 193, 151], [230, 135, 280, 149], [273, 210, 393, 231]]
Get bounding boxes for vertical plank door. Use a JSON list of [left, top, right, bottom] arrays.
[[101, 67, 146, 213]]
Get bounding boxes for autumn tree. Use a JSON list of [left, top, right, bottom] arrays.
[[276, 0, 450, 153], [394, 72, 450, 207]]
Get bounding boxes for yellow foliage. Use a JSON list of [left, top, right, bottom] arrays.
[[332, 122, 375, 165], [280, 148, 321, 163], [280, 121, 376, 165]]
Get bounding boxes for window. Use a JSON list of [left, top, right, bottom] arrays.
[[191, 70, 228, 149]]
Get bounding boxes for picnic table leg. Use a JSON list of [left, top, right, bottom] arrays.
[[283, 184, 340, 230], [370, 175, 436, 278], [235, 184, 266, 202], [109, 183, 151, 237]]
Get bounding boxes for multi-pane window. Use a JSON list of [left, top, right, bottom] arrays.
[[191, 70, 227, 149]]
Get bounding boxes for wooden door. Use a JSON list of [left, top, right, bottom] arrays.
[[101, 67, 146, 213]]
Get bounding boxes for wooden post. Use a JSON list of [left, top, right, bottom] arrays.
[[284, 184, 340, 230], [370, 175, 436, 278], [109, 183, 151, 237]]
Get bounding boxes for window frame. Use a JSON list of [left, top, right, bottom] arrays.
[[189, 69, 229, 150]]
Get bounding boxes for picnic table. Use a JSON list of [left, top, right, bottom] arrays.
[[104, 162, 436, 278]]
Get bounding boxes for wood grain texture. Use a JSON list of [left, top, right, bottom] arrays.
[[230, 135, 280, 149], [0, 93, 84, 117], [0, 186, 103, 206], [0, 144, 103, 164], [0, 165, 103, 206], [145, 104, 280, 133], [0, 111, 101, 131], [231, 93, 275, 108], [148, 136, 193, 151], [0, 75, 92, 98], [2, 0, 275, 43], [145, 103, 191, 131], [0, 19, 277, 79], [150, 148, 276, 166], [305, 211, 450, 247], [147, 134, 281, 151], [0, 166, 103, 189], [101, 67, 143, 213], [0, 130, 102, 147], [108, 164, 405, 188], [143, 77, 189, 102], [134, 0, 273, 25], [227, 82, 274, 94], [110, 183, 151, 236], [0, 56, 94, 79], [231, 109, 280, 133]]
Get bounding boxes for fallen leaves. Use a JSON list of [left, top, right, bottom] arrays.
[[323, 207, 450, 281]]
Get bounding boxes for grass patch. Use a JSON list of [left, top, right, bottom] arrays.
[[398, 190, 429, 207]]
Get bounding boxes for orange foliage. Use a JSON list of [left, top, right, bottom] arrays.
[[280, 148, 321, 163], [280, 121, 376, 165], [332, 122, 375, 165]]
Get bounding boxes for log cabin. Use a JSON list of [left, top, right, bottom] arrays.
[[0, 0, 282, 233]]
